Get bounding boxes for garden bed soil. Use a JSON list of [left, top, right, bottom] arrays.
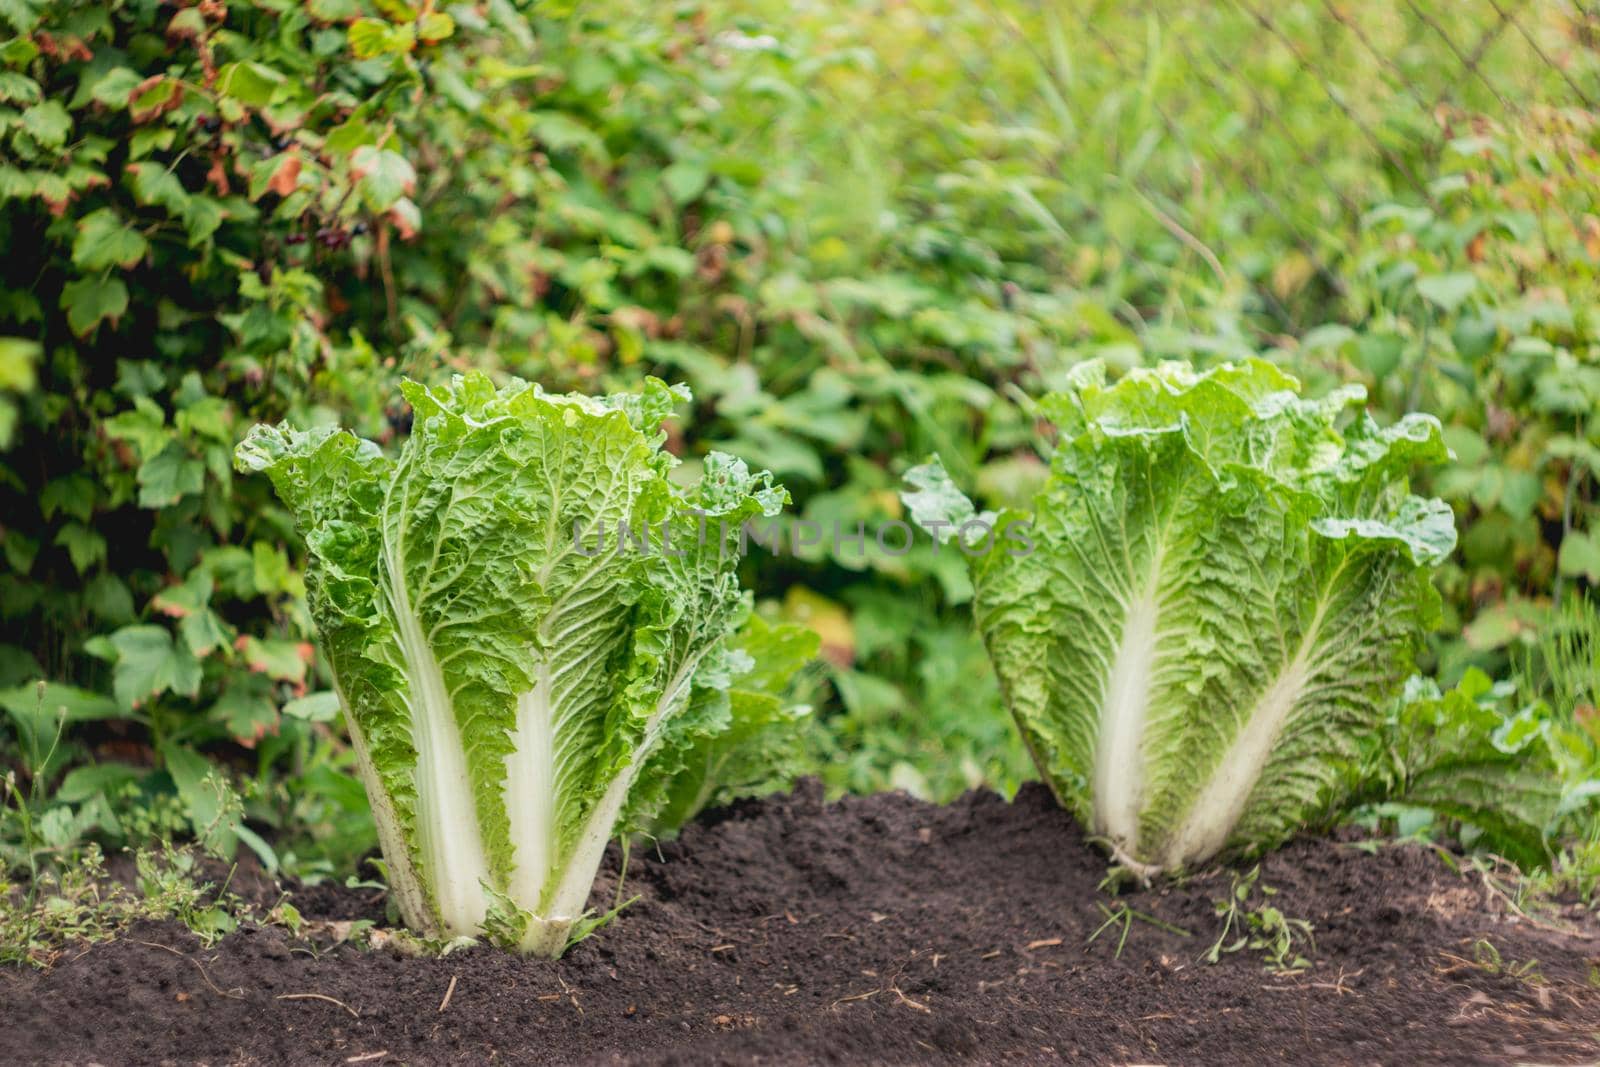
[[4, 782, 1599, 1065]]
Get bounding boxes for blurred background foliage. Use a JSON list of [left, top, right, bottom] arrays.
[[0, 0, 1596, 883]]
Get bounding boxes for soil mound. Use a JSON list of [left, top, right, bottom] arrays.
[[4, 782, 1597, 1065]]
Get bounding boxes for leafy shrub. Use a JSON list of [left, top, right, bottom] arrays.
[[1317, 110, 1600, 672]]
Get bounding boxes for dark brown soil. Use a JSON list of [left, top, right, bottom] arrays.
[[4, 782, 1599, 1065]]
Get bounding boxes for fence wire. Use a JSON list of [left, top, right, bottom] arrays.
[[832, 0, 1600, 341]]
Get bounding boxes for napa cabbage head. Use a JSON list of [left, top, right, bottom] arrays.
[[905, 360, 1457, 877], [236, 373, 786, 955]]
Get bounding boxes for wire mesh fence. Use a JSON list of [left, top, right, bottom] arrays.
[[812, 0, 1600, 343]]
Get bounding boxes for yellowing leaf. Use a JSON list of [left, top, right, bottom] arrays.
[[0, 337, 39, 392], [349, 18, 415, 58], [372, 0, 419, 19], [782, 586, 855, 667], [418, 11, 455, 42]]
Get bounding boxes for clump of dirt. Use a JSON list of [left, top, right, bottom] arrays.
[[4, 782, 1598, 1065]]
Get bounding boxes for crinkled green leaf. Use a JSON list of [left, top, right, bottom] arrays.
[[640, 613, 819, 833], [1351, 672, 1560, 868]]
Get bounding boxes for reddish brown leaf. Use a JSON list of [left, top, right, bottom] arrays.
[[206, 156, 231, 195], [130, 76, 185, 124], [389, 208, 417, 241], [267, 152, 302, 197], [1465, 230, 1487, 263]]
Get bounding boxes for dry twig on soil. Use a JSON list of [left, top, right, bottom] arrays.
[[130, 940, 243, 999], [275, 991, 360, 1018]]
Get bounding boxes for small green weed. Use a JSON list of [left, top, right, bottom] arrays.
[[1204, 865, 1315, 973], [1437, 937, 1546, 989], [0, 842, 257, 967]]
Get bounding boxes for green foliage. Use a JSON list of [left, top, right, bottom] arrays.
[[631, 0, 1600, 813], [0, 337, 37, 449], [1349, 669, 1563, 867], [0, 842, 260, 968], [738, 0, 1599, 859], [0, 0, 1047, 872], [0, 0, 847, 881], [1, 0, 1598, 921], [1323, 117, 1600, 674], [1513, 597, 1600, 855], [0, 694, 259, 969]]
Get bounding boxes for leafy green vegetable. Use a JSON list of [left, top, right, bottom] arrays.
[[644, 614, 822, 834], [905, 360, 1457, 876], [1349, 670, 1561, 867], [237, 373, 789, 955]]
